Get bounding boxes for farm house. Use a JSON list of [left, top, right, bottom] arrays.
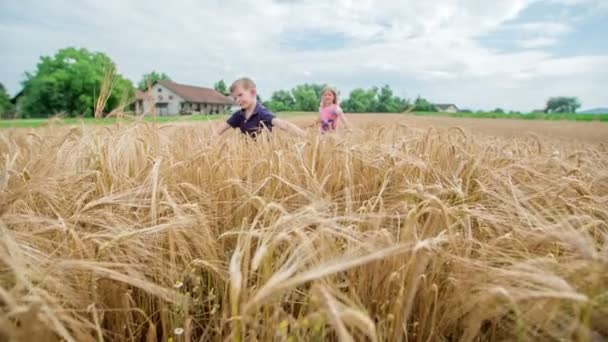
[[435, 103, 459, 113], [135, 80, 235, 116]]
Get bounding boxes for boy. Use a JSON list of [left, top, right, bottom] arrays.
[[211, 77, 305, 138]]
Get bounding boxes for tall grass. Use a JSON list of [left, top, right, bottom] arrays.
[[0, 120, 606, 341]]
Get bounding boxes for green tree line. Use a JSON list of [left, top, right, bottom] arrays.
[[263, 84, 415, 113], [17, 47, 134, 118], [0, 46, 587, 118]]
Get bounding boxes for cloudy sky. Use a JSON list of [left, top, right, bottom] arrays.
[[1, 0, 607, 111]]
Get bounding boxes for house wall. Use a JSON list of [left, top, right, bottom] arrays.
[[201, 103, 231, 115], [445, 106, 458, 113], [137, 83, 233, 116], [182, 103, 230, 115], [140, 83, 183, 116], [437, 105, 458, 113]]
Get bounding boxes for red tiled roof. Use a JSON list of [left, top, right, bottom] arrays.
[[157, 80, 234, 105], [434, 103, 459, 110]]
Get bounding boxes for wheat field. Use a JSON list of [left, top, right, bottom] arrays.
[[0, 115, 607, 342]]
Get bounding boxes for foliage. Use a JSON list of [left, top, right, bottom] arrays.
[[137, 71, 171, 91], [412, 96, 437, 112], [341, 87, 378, 113], [0, 83, 14, 118], [214, 79, 229, 96], [373, 85, 410, 112], [545, 96, 581, 113], [265, 84, 325, 112], [265, 84, 408, 113], [18, 47, 134, 118], [264, 90, 296, 112], [341, 85, 409, 113], [292, 84, 326, 111]]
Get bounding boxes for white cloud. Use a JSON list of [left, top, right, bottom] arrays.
[[515, 22, 573, 36], [0, 0, 606, 111], [501, 21, 571, 49], [549, 0, 608, 6], [518, 37, 559, 48]]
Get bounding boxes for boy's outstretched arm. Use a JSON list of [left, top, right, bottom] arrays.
[[208, 122, 232, 143], [272, 118, 306, 137]]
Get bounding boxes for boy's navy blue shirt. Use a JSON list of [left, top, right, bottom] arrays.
[[226, 103, 275, 136]]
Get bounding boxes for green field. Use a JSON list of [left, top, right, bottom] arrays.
[[0, 114, 229, 129], [1, 111, 606, 128], [412, 111, 608, 121], [0, 112, 315, 129]]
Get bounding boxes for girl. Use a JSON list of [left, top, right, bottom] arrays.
[[316, 86, 351, 133]]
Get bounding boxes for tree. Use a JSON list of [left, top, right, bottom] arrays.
[[412, 96, 437, 112], [292, 84, 323, 111], [341, 85, 409, 113], [493, 108, 505, 114], [341, 88, 378, 113], [374, 85, 409, 112], [214, 79, 229, 96], [545, 96, 581, 113], [138, 71, 171, 91], [265, 90, 296, 112], [19, 47, 134, 118], [260, 83, 410, 113], [286, 84, 327, 111], [0, 83, 14, 118]]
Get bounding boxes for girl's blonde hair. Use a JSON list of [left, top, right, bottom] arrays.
[[321, 86, 339, 105]]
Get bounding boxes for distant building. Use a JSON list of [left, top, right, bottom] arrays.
[[434, 103, 459, 113], [135, 80, 234, 116], [10, 90, 23, 106]]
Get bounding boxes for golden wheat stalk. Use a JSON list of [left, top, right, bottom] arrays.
[[0, 114, 606, 341], [94, 64, 117, 119]]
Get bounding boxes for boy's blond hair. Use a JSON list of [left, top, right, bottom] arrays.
[[230, 77, 256, 93]]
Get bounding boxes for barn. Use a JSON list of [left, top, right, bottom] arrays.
[[434, 103, 459, 113], [135, 80, 234, 116]]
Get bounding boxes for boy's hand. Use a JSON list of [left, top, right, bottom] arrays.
[[208, 122, 231, 143], [272, 118, 306, 137]]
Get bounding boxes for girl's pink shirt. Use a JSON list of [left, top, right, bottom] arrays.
[[319, 104, 340, 132]]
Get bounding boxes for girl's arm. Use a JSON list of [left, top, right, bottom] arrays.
[[309, 118, 321, 128], [312, 104, 323, 128], [336, 107, 351, 130]]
